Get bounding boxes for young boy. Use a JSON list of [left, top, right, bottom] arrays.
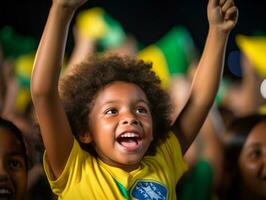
[[31, 0, 238, 199]]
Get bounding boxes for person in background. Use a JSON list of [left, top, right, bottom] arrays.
[[219, 114, 266, 200], [0, 28, 55, 200], [0, 117, 28, 200]]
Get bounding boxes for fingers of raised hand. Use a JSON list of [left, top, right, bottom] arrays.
[[224, 6, 238, 22], [221, 0, 235, 13], [218, 0, 226, 6]]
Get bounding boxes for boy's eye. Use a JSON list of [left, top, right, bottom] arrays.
[[136, 107, 147, 114], [105, 108, 118, 115], [8, 159, 24, 170]]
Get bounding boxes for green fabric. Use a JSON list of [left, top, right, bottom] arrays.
[[97, 13, 126, 49], [156, 26, 195, 75], [0, 26, 36, 58], [114, 179, 130, 200], [176, 159, 213, 200], [215, 78, 232, 105]]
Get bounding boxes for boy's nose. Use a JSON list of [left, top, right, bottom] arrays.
[[121, 114, 139, 125]]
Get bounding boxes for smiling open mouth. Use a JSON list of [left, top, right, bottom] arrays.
[[0, 188, 13, 200], [117, 132, 142, 151]]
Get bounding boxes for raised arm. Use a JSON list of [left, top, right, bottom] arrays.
[[31, 0, 87, 178], [64, 25, 96, 76], [172, 0, 238, 154]]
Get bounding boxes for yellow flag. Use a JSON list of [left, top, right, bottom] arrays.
[[236, 35, 266, 77]]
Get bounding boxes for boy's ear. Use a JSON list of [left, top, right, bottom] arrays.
[[78, 132, 93, 144]]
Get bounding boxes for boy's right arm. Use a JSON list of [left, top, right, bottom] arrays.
[[31, 0, 87, 179], [172, 0, 238, 155]]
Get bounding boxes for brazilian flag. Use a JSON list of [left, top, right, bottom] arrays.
[[138, 26, 196, 88], [76, 7, 126, 51], [14, 53, 35, 113], [236, 34, 266, 78], [236, 34, 266, 114]]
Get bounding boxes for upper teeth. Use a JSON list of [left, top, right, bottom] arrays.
[[120, 132, 138, 138], [0, 188, 11, 194]]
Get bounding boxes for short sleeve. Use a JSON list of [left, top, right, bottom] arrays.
[[43, 139, 89, 195]]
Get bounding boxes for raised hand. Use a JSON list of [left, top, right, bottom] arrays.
[[207, 0, 238, 33], [52, 0, 87, 11]]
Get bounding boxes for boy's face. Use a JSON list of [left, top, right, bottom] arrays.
[[238, 122, 266, 198], [0, 128, 27, 200], [88, 81, 153, 171]]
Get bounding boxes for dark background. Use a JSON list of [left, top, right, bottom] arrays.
[[0, 0, 266, 76]]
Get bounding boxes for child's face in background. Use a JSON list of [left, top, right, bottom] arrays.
[[0, 128, 27, 200], [238, 121, 266, 198], [88, 81, 153, 171]]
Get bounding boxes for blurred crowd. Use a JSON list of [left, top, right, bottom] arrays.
[[0, 6, 266, 200]]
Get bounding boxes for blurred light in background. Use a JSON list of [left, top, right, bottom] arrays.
[[260, 79, 266, 99], [227, 50, 242, 77]]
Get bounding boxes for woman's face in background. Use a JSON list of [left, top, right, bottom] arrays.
[[238, 121, 266, 198], [0, 128, 27, 200]]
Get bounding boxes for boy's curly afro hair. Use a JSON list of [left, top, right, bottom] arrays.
[[59, 55, 172, 154]]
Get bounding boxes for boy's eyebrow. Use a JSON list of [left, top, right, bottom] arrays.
[[137, 100, 150, 106], [104, 99, 150, 105]]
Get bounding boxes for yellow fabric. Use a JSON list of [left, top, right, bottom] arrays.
[[138, 45, 170, 88], [43, 133, 187, 200], [236, 35, 266, 77], [15, 53, 34, 78], [14, 53, 34, 112], [15, 88, 31, 113], [76, 7, 107, 39]]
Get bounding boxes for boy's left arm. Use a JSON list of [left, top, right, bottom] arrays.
[[172, 0, 238, 155]]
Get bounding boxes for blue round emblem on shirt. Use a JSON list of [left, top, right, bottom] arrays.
[[131, 180, 167, 200]]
